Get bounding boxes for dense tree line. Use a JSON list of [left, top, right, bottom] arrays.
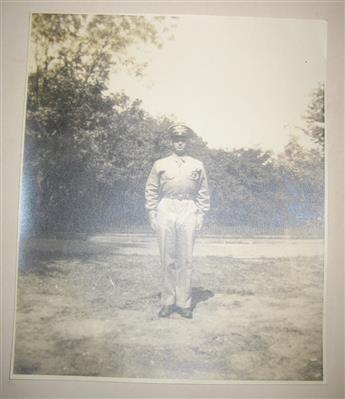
[[20, 14, 324, 234]]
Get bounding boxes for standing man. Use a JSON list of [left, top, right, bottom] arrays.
[[145, 124, 210, 319]]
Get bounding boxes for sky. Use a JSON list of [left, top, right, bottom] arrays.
[[108, 15, 327, 153]]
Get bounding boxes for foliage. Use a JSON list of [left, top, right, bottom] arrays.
[[23, 14, 174, 232], [302, 83, 325, 151], [30, 14, 174, 80], [204, 148, 279, 227], [21, 14, 325, 234], [274, 84, 325, 228], [276, 136, 324, 228]]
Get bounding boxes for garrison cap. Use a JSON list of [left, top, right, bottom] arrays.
[[168, 124, 193, 139]]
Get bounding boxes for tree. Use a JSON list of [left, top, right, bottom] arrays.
[[29, 14, 174, 81], [23, 14, 175, 233], [200, 147, 279, 228], [22, 15, 325, 234], [276, 135, 324, 228], [272, 84, 325, 229], [302, 83, 325, 151]]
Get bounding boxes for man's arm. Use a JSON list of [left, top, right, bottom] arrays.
[[145, 162, 160, 230], [195, 163, 210, 230]]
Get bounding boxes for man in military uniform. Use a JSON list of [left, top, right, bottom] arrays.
[[145, 124, 210, 319]]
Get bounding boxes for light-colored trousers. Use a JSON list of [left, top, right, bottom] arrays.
[[156, 198, 198, 309]]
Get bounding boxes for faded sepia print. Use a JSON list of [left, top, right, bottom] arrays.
[[13, 13, 326, 381]]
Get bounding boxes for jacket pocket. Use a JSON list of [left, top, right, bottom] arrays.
[[189, 168, 201, 181], [161, 171, 175, 181]]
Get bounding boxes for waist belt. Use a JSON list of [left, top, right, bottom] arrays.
[[164, 194, 194, 201]]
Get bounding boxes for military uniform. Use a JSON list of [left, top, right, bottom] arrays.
[[145, 145, 210, 313]]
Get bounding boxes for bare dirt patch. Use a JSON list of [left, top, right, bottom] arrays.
[[13, 235, 323, 381]]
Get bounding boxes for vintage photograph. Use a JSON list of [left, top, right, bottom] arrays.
[[12, 13, 326, 381]]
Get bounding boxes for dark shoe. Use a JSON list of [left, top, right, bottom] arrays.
[[158, 305, 174, 318], [177, 308, 193, 319]]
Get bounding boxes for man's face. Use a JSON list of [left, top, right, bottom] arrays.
[[172, 137, 188, 155]]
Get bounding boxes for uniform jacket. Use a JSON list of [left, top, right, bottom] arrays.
[[145, 153, 210, 215]]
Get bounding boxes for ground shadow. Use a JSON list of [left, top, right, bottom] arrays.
[[154, 287, 214, 311], [191, 286, 214, 310]]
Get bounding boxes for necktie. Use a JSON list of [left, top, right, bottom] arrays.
[[177, 157, 185, 168]]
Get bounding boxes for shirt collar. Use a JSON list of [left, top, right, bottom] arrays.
[[171, 152, 187, 161]]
